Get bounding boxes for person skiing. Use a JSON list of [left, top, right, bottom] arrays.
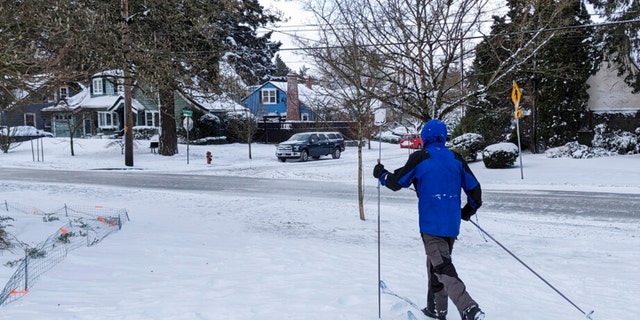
[[373, 119, 484, 320]]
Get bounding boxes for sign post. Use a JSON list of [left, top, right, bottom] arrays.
[[512, 81, 524, 179], [182, 110, 193, 164]]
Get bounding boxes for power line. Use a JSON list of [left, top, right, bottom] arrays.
[[269, 17, 640, 52]]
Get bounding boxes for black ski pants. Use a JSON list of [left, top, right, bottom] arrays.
[[422, 233, 477, 318]]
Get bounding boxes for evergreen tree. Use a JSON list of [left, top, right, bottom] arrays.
[[470, 0, 596, 149], [1, 0, 281, 156], [224, 0, 281, 85], [586, 0, 640, 92], [533, 0, 595, 148], [273, 54, 291, 77]]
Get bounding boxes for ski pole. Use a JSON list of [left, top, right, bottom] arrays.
[[377, 130, 382, 320], [469, 220, 594, 319]]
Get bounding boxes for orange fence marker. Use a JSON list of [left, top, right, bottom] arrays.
[[97, 216, 116, 226], [9, 290, 29, 295]]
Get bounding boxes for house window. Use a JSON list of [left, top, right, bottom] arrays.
[[55, 114, 71, 121], [301, 113, 309, 121], [117, 78, 124, 93], [261, 89, 277, 104], [58, 87, 68, 100], [93, 78, 104, 95], [98, 111, 116, 128], [145, 111, 160, 127], [24, 113, 36, 126]]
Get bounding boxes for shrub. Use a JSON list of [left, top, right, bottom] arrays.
[[191, 136, 228, 145], [0, 216, 13, 250], [447, 133, 485, 162], [545, 141, 615, 159], [592, 124, 638, 155], [482, 142, 519, 168], [133, 127, 159, 140]]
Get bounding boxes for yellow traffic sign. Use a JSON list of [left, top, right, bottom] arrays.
[[515, 108, 522, 119], [511, 81, 522, 108]]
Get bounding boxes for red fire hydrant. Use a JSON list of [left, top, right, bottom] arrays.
[[206, 151, 212, 164]]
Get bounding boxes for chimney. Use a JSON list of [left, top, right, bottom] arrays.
[[286, 72, 300, 121]]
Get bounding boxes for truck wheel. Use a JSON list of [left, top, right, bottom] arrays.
[[300, 150, 309, 162], [331, 147, 341, 159], [278, 157, 286, 162]]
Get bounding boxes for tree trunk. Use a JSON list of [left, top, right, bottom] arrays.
[[358, 136, 365, 221], [159, 87, 177, 156], [122, 0, 134, 166], [70, 134, 75, 156], [124, 70, 134, 166]]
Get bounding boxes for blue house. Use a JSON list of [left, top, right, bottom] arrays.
[[242, 73, 320, 122]]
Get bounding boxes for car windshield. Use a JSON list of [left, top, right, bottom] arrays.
[[288, 133, 311, 141]]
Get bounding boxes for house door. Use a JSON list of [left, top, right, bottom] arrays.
[[84, 119, 92, 137]]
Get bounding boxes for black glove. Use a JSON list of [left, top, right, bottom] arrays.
[[373, 163, 389, 179], [461, 203, 477, 221]]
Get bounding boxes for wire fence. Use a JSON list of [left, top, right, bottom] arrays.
[[0, 201, 130, 307]]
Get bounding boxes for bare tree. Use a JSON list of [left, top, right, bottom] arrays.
[[226, 110, 258, 159], [301, 0, 391, 220], [41, 107, 92, 156], [305, 0, 576, 129], [217, 61, 257, 160], [303, 0, 492, 125]]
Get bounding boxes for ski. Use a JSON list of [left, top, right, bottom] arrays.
[[379, 280, 422, 312]]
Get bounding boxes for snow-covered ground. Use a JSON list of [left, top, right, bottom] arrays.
[[0, 137, 638, 319]]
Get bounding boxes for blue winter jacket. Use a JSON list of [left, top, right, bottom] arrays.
[[380, 120, 482, 237]]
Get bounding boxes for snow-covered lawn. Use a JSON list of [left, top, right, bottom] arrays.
[[0, 137, 638, 319]]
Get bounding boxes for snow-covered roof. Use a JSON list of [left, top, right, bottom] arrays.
[[93, 69, 124, 78], [182, 90, 248, 113], [42, 84, 145, 113]]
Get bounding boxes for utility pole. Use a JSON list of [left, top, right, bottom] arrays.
[[531, 56, 538, 154], [121, 0, 134, 166]]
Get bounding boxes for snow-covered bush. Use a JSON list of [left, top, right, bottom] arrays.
[[133, 127, 158, 140], [446, 133, 485, 162], [545, 141, 615, 159], [547, 124, 640, 159], [591, 124, 638, 155], [482, 142, 519, 168]]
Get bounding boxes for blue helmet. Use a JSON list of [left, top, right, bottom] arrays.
[[421, 119, 447, 145]]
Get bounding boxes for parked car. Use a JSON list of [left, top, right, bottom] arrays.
[[0, 126, 53, 142], [276, 132, 346, 162], [399, 133, 422, 149]]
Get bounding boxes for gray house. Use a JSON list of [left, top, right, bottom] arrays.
[[585, 62, 640, 132], [41, 70, 160, 138]]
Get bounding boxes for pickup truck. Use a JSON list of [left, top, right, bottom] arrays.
[[276, 132, 346, 162]]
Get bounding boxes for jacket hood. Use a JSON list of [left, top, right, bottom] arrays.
[[421, 119, 447, 146]]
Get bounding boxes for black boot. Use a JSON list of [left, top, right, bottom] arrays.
[[421, 307, 446, 320], [462, 304, 484, 320], [424, 288, 447, 319]]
